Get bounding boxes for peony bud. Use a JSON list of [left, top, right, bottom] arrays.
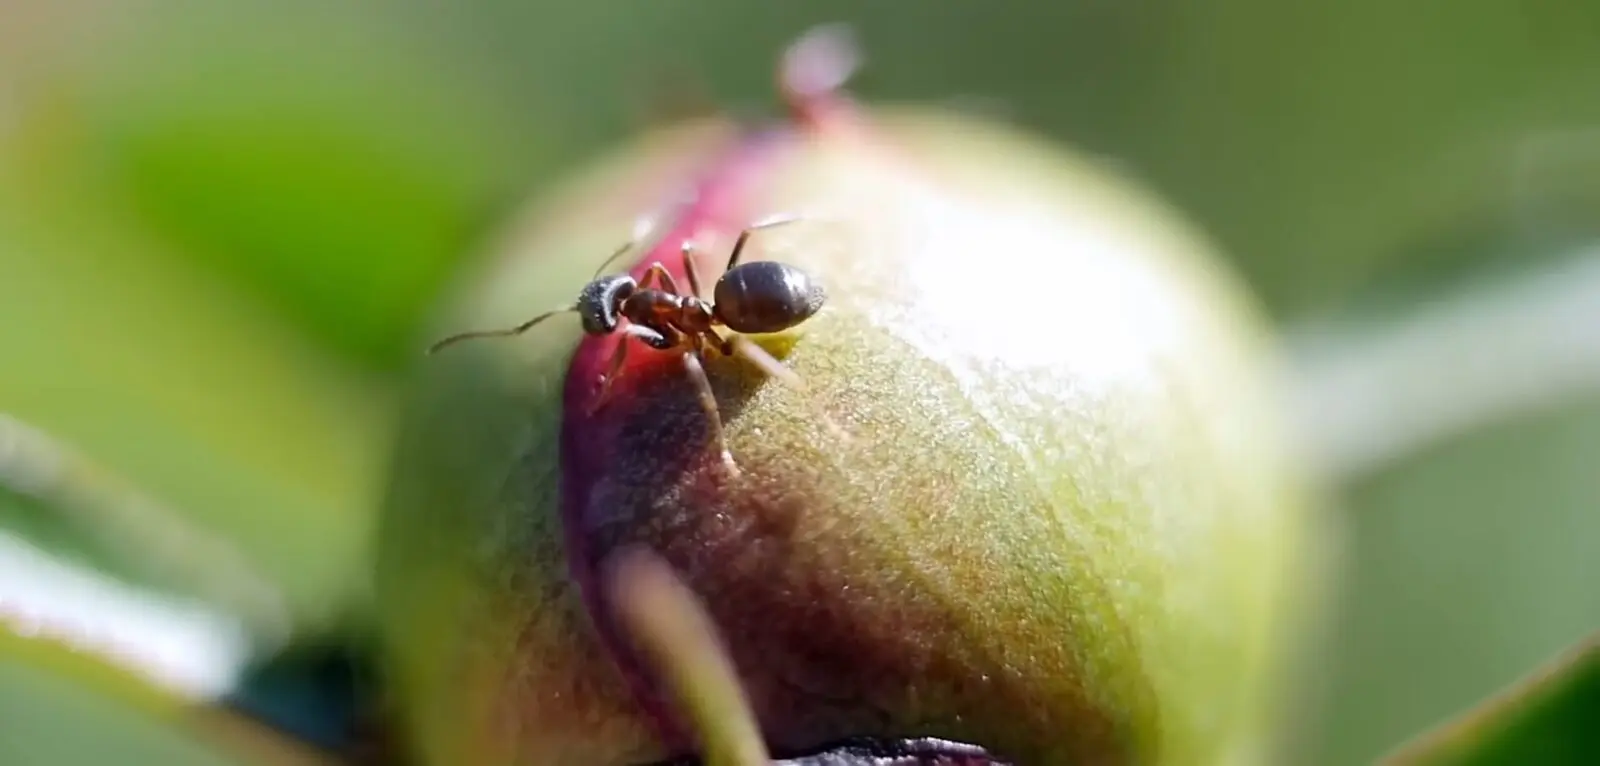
[[375, 33, 1328, 766]]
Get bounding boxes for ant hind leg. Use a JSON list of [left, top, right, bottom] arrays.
[[727, 334, 805, 392], [727, 334, 852, 444]]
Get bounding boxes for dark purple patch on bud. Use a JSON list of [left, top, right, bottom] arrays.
[[558, 29, 889, 758], [559, 124, 810, 751]]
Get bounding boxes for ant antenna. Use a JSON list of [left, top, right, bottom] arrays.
[[591, 240, 637, 281], [592, 215, 662, 280], [426, 216, 659, 356], [425, 305, 576, 355]]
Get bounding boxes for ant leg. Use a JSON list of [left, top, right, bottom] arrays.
[[726, 334, 806, 392], [589, 324, 674, 416], [725, 214, 806, 271], [640, 261, 683, 296], [703, 327, 737, 359], [681, 241, 706, 300], [682, 347, 740, 478], [593, 320, 740, 476], [588, 339, 632, 416], [726, 334, 852, 444]]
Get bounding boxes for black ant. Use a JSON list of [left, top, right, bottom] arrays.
[[428, 214, 824, 476]]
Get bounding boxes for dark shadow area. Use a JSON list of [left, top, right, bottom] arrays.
[[220, 640, 398, 764]]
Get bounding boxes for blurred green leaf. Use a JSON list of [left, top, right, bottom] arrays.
[[1382, 633, 1600, 765], [70, 1, 544, 369], [1310, 393, 1600, 764], [0, 624, 329, 766], [3, 5, 1600, 764], [1, 413, 291, 643], [0, 132, 388, 635]]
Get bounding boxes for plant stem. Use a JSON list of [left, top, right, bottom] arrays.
[[0, 412, 292, 647], [1286, 243, 1600, 483], [605, 546, 771, 766]]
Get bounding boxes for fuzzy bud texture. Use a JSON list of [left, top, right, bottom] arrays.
[[375, 104, 1326, 766]]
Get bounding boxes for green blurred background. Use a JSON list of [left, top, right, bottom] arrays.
[[2, 1, 1598, 764]]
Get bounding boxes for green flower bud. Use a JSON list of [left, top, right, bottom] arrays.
[[375, 83, 1329, 766]]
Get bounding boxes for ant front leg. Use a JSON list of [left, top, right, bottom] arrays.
[[589, 324, 675, 416], [639, 261, 683, 296], [603, 321, 739, 477]]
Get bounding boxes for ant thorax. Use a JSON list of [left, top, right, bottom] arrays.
[[675, 296, 717, 334], [616, 285, 715, 337]]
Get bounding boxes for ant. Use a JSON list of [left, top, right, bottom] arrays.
[[428, 214, 824, 477]]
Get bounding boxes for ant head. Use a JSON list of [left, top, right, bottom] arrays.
[[426, 247, 648, 355], [576, 274, 639, 335]]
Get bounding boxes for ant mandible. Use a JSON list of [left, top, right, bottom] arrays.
[[427, 214, 824, 477]]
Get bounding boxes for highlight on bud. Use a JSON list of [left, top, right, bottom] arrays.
[[374, 25, 1330, 766]]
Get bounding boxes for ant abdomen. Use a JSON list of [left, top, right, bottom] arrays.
[[713, 261, 826, 335]]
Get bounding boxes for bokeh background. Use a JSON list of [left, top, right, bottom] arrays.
[[2, 2, 1598, 764]]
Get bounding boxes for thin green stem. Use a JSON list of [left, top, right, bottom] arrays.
[[604, 546, 771, 766], [1287, 244, 1600, 483], [0, 412, 292, 647]]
